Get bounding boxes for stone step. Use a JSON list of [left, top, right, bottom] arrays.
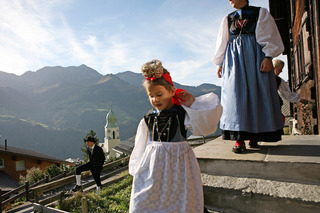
[[194, 135, 320, 212], [202, 174, 320, 213], [194, 135, 320, 185]]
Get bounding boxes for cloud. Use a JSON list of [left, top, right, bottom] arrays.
[[0, 0, 272, 87], [147, 5, 220, 86], [0, 0, 71, 73], [0, 0, 222, 86]]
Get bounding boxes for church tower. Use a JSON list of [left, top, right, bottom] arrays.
[[103, 106, 120, 158]]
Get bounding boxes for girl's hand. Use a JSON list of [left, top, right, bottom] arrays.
[[217, 66, 222, 78], [260, 58, 273, 72], [177, 90, 195, 107]]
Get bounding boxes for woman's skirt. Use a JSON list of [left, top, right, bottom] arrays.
[[220, 34, 283, 141]]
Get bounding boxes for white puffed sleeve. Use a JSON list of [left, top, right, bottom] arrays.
[[256, 8, 284, 57], [183, 93, 222, 136], [212, 16, 230, 66], [278, 78, 300, 103], [129, 119, 149, 176]]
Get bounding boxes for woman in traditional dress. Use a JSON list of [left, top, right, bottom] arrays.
[[129, 59, 222, 212], [213, 0, 285, 153]]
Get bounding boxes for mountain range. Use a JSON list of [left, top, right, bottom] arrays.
[[0, 65, 221, 159]]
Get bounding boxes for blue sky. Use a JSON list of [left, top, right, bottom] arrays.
[[0, 0, 287, 86]]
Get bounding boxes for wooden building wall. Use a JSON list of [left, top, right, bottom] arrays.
[[270, 0, 319, 134], [310, 0, 320, 134], [0, 152, 60, 182]]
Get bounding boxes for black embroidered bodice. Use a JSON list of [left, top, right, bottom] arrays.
[[228, 5, 260, 36], [144, 105, 187, 142]]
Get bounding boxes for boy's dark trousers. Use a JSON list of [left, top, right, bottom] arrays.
[[76, 162, 102, 186]]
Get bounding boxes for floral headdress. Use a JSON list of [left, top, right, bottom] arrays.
[[141, 59, 174, 86], [142, 59, 163, 80]]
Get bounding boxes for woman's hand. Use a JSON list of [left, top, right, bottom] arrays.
[[217, 66, 222, 78], [299, 99, 308, 104], [177, 90, 195, 107], [260, 58, 273, 72]]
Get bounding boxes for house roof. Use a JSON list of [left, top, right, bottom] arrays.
[[0, 171, 19, 191], [113, 136, 135, 155], [0, 144, 66, 163]]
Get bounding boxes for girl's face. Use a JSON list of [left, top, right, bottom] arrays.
[[229, 0, 247, 9], [146, 84, 175, 111]]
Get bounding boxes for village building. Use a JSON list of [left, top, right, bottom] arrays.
[[0, 140, 67, 192], [101, 106, 120, 158], [113, 136, 135, 156]]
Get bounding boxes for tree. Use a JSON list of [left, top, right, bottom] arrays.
[[46, 164, 63, 178], [19, 167, 45, 185]]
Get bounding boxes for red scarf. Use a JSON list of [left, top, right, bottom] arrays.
[[162, 73, 185, 106]]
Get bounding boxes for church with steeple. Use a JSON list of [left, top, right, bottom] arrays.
[[101, 106, 120, 158]]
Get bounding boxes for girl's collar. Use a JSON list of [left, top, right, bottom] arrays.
[[152, 105, 179, 114]]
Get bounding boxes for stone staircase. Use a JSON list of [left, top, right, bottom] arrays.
[[194, 135, 320, 213]]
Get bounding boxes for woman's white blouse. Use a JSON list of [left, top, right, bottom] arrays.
[[212, 7, 285, 66], [278, 78, 300, 103]]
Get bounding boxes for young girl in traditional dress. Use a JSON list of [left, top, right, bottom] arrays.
[[129, 59, 222, 213], [213, 0, 285, 153]]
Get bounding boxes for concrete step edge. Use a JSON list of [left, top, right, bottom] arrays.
[[198, 158, 320, 185], [201, 173, 320, 203]]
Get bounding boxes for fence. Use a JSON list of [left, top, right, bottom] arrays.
[[33, 203, 69, 213], [0, 156, 130, 213]]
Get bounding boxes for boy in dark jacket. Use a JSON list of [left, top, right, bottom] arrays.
[[72, 137, 105, 195]]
